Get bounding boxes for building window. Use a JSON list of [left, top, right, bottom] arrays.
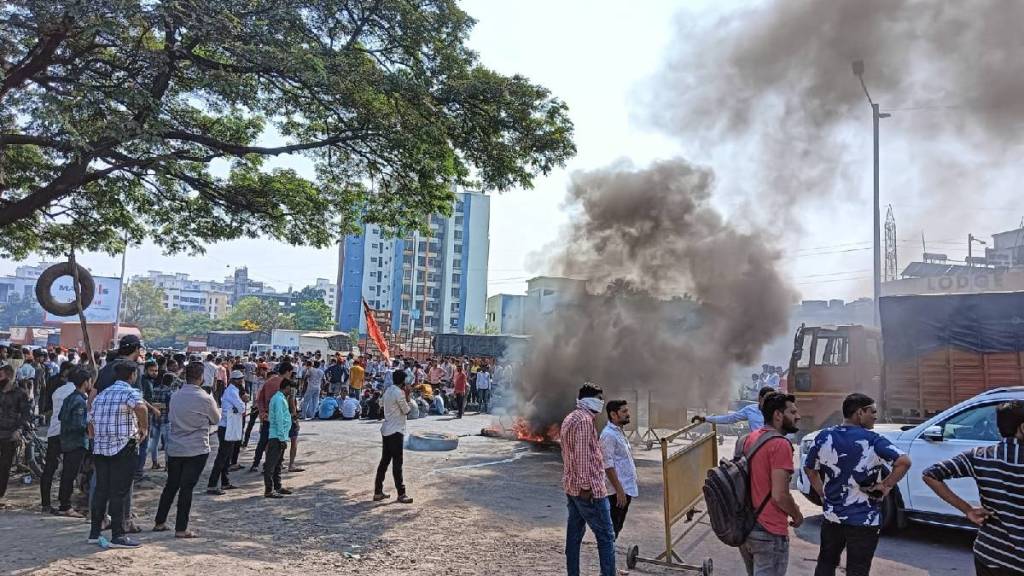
[[371, 243, 378, 249], [416, 286, 425, 296], [453, 259, 462, 269], [454, 244, 462, 254], [455, 200, 464, 213], [451, 317, 459, 327], [455, 215, 463, 226], [451, 287, 460, 298], [428, 242, 440, 253], [452, 303, 461, 313], [452, 274, 461, 284], [417, 271, 425, 282], [370, 257, 377, 263], [454, 230, 462, 241], [403, 271, 411, 281], [417, 256, 426, 267]]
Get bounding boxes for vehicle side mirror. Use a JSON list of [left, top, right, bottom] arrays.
[[923, 425, 944, 442]]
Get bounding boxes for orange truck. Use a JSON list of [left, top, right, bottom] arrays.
[[788, 292, 1024, 432], [59, 322, 142, 353]]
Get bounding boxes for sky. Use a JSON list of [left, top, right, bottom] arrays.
[[3, 0, 1021, 302]]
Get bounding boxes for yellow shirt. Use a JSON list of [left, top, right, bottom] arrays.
[[350, 365, 365, 390]]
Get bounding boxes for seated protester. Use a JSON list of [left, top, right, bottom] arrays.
[[415, 395, 429, 417], [407, 394, 422, 420], [414, 381, 434, 403], [318, 394, 340, 420], [341, 394, 361, 420], [366, 391, 383, 420], [431, 393, 446, 416]]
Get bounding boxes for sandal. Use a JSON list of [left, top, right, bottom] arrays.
[[59, 508, 85, 518], [175, 530, 199, 539], [152, 524, 169, 532]]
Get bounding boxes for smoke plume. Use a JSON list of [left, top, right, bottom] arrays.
[[518, 159, 795, 429]]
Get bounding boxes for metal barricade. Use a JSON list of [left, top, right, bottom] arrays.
[[627, 421, 717, 575]]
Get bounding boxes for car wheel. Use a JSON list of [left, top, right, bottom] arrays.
[[879, 490, 899, 534]]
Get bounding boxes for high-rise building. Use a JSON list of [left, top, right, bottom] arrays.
[[313, 278, 337, 321], [337, 190, 490, 335], [133, 271, 232, 319]]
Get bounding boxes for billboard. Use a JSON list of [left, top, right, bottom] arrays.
[[42, 275, 122, 324]]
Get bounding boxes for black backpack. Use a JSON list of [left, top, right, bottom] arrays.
[[703, 430, 787, 547]]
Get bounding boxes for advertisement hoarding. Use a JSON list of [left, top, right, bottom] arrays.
[[42, 275, 122, 324]]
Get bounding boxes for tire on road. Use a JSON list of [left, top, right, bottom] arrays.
[[35, 262, 95, 317], [406, 431, 459, 451]]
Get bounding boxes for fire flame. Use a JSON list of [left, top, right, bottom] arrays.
[[512, 418, 560, 443]]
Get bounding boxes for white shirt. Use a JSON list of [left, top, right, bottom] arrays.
[[47, 382, 76, 437], [341, 396, 360, 419], [768, 373, 780, 389], [380, 384, 411, 437], [218, 384, 246, 427], [600, 422, 639, 498], [202, 362, 217, 388], [476, 371, 491, 390]]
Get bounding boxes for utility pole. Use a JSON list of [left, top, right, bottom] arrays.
[[853, 60, 891, 327]]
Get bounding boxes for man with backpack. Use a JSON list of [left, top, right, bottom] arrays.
[[803, 393, 912, 576], [706, 391, 802, 576]]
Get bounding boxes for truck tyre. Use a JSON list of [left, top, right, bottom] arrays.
[[406, 431, 459, 451], [35, 262, 95, 317]]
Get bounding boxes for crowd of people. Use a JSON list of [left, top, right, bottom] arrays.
[[0, 337, 520, 548], [561, 385, 1024, 576]]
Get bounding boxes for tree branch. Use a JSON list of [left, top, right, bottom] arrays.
[[159, 130, 361, 156], [1, 22, 71, 98]]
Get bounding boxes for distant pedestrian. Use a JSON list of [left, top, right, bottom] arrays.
[[373, 369, 413, 504], [803, 393, 912, 576], [600, 399, 637, 540], [453, 364, 468, 419], [476, 365, 492, 414], [923, 400, 1024, 576], [262, 378, 295, 499], [561, 382, 615, 576], [207, 370, 246, 494], [153, 362, 220, 538], [250, 362, 291, 472], [0, 364, 31, 506]]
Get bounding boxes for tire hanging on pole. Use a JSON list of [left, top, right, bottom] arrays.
[[35, 261, 95, 317]]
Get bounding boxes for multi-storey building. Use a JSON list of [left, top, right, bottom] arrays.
[[337, 190, 490, 335], [134, 271, 233, 319], [313, 278, 337, 321]]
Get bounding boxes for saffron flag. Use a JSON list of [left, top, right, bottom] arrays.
[[363, 299, 391, 362]]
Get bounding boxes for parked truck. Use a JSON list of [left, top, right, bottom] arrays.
[[60, 322, 142, 352], [299, 331, 355, 358], [206, 330, 270, 355], [432, 333, 531, 359], [789, 292, 1024, 432], [270, 329, 303, 354]]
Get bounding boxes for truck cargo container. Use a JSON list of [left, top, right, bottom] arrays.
[[432, 333, 530, 359], [299, 331, 355, 358], [60, 322, 142, 352], [271, 329, 303, 353], [206, 330, 270, 355], [789, 292, 1024, 431]]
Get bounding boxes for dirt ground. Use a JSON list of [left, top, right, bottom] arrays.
[[1, 413, 975, 575]]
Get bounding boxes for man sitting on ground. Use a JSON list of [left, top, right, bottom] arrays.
[[318, 393, 341, 420], [341, 394, 361, 420]]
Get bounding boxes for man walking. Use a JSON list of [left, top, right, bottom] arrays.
[[89, 361, 148, 548], [738, 392, 803, 576], [207, 370, 246, 494], [561, 382, 615, 576], [600, 399, 638, 540], [373, 369, 413, 504], [453, 364, 468, 419], [153, 362, 220, 538], [923, 400, 1024, 575], [56, 367, 92, 517], [692, 386, 775, 431], [263, 378, 295, 499], [0, 364, 31, 506], [803, 393, 912, 576]]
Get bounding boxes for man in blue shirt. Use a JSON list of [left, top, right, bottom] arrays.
[[692, 386, 775, 430], [318, 394, 340, 420], [803, 393, 912, 576]]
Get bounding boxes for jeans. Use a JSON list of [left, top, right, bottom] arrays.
[[740, 525, 790, 576], [477, 388, 491, 413], [301, 391, 319, 419], [155, 453, 209, 533], [975, 558, 1024, 576], [0, 438, 17, 498], [58, 447, 86, 510], [40, 435, 62, 508], [149, 421, 167, 464], [263, 439, 285, 494], [90, 442, 137, 539], [135, 435, 149, 478], [243, 407, 259, 446], [207, 427, 236, 488], [608, 494, 633, 539], [565, 494, 616, 576], [814, 521, 880, 576], [374, 432, 405, 496], [252, 421, 270, 468]]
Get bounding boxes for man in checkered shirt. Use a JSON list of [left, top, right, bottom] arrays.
[[560, 382, 616, 576], [88, 360, 148, 548]]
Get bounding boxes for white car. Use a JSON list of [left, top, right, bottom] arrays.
[[796, 386, 1024, 532]]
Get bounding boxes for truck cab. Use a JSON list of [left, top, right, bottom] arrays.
[[788, 324, 882, 433]]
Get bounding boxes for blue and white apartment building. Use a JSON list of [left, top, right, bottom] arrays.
[[336, 189, 490, 336]]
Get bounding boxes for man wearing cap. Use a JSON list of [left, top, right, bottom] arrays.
[[207, 370, 247, 494], [154, 362, 219, 538]]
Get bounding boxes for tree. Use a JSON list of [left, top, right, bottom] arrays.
[[121, 278, 166, 326], [294, 299, 332, 331], [0, 1, 576, 259], [0, 293, 44, 328], [294, 286, 325, 303], [465, 323, 498, 335], [224, 296, 294, 332]]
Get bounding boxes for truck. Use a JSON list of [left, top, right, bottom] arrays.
[[205, 330, 270, 355], [789, 292, 1024, 432], [432, 333, 531, 359], [270, 329, 303, 354], [299, 331, 355, 358]]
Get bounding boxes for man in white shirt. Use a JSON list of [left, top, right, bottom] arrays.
[[475, 365, 492, 414], [341, 395, 361, 420], [39, 374, 76, 512], [600, 399, 638, 540], [373, 370, 412, 504]]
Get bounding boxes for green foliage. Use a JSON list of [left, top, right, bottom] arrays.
[[121, 279, 166, 326], [0, 1, 576, 259], [0, 293, 45, 329], [294, 286, 325, 303], [224, 296, 295, 331], [464, 323, 498, 335], [293, 299, 332, 331]]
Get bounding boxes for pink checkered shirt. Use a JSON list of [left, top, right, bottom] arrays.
[[560, 408, 607, 498]]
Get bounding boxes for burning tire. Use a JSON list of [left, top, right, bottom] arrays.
[[406, 431, 459, 451], [35, 261, 95, 317]]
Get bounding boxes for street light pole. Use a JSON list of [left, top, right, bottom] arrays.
[[853, 61, 890, 327]]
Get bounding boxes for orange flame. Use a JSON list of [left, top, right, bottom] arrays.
[[512, 418, 560, 443]]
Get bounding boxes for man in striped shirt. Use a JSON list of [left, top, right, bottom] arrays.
[[922, 400, 1024, 575], [560, 382, 616, 576]]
